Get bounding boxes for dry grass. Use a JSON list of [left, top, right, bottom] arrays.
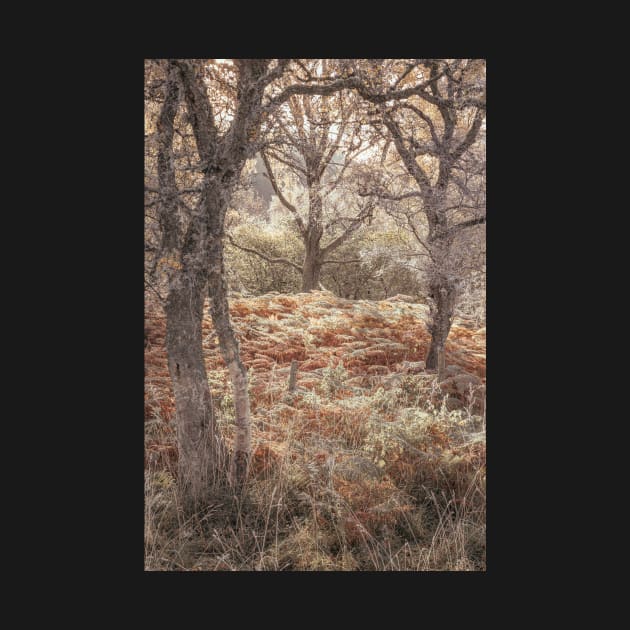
[[145, 290, 486, 571]]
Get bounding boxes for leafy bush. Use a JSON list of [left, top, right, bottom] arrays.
[[226, 218, 426, 301], [226, 219, 303, 295]]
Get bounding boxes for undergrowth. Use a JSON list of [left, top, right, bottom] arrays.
[[145, 291, 485, 571]]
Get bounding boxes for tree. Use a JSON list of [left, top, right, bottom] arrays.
[[225, 209, 424, 299], [356, 59, 486, 369], [230, 60, 377, 291], [145, 59, 371, 494], [145, 59, 287, 493]]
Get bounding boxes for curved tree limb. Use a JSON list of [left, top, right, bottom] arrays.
[[359, 189, 423, 202], [442, 216, 486, 240], [320, 202, 374, 257], [382, 113, 432, 192], [226, 234, 303, 273], [173, 60, 218, 165], [264, 146, 307, 176], [391, 102, 440, 148], [260, 150, 306, 235], [266, 71, 448, 111], [154, 60, 183, 269], [321, 258, 362, 265], [450, 108, 485, 162]]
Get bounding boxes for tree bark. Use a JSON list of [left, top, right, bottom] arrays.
[[425, 277, 457, 371], [424, 190, 457, 371], [155, 62, 182, 256], [165, 270, 226, 500], [173, 59, 273, 489], [301, 183, 324, 291], [301, 245, 322, 292], [155, 60, 224, 502], [207, 200, 252, 487], [437, 347, 446, 382]]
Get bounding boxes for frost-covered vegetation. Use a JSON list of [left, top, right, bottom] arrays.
[[145, 290, 485, 570], [144, 59, 485, 570]]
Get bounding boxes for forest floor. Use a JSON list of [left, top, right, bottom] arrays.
[[144, 290, 486, 571]]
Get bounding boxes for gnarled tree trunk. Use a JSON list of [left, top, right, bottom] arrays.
[[165, 269, 226, 500], [302, 245, 322, 292], [155, 60, 226, 501], [301, 187, 324, 291], [424, 194, 458, 371], [173, 59, 272, 489], [207, 228, 252, 487], [425, 277, 457, 370]]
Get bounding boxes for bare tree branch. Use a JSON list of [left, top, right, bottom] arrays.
[[155, 60, 183, 260], [382, 113, 432, 191], [442, 216, 486, 240], [320, 202, 374, 256], [260, 150, 306, 235], [389, 61, 422, 90], [321, 258, 362, 265], [144, 276, 166, 304], [266, 71, 448, 111], [450, 108, 485, 162], [391, 102, 440, 148], [259, 59, 291, 86], [359, 189, 423, 202], [174, 60, 218, 165], [264, 147, 307, 176], [226, 234, 303, 272]]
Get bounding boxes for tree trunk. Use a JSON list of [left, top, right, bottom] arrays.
[[425, 278, 457, 371], [302, 182, 323, 292], [207, 230, 252, 488], [165, 273, 225, 500], [155, 61, 182, 257], [301, 224, 322, 292], [301, 249, 322, 292], [160, 59, 270, 494], [437, 347, 446, 382]]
